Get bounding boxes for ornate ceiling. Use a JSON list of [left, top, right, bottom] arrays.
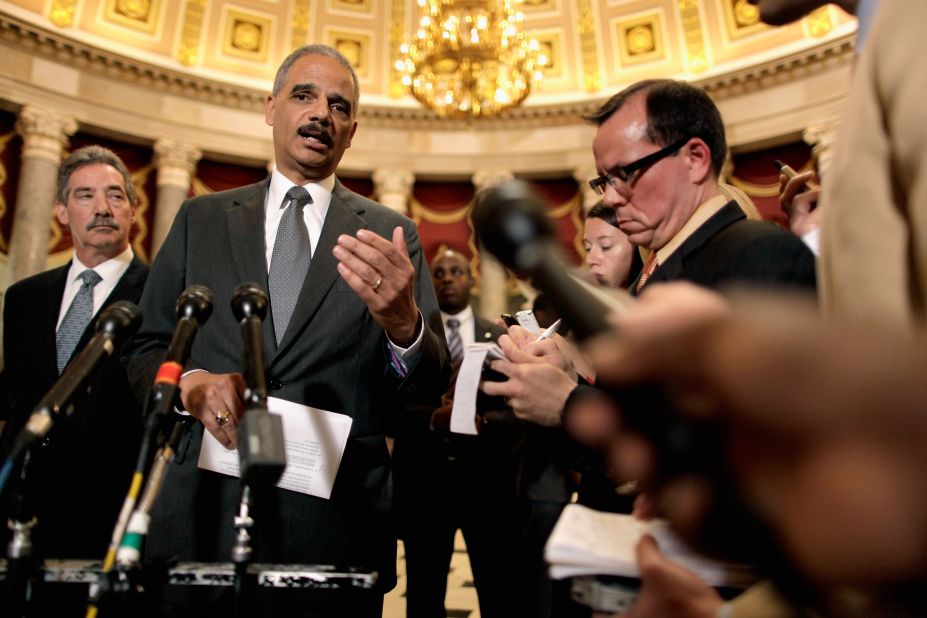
[[0, 0, 856, 119]]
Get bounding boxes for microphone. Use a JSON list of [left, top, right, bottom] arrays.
[[472, 180, 611, 340], [22, 301, 142, 446], [230, 283, 285, 484], [144, 286, 214, 425]]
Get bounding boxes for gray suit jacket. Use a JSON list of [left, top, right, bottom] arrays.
[[128, 178, 449, 587]]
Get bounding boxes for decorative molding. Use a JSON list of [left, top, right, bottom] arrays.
[[177, 0, 207, 66], [576, 0, 599, 93], [0, 12, 855, 131], [679, 0, 707, 73], [291, 0, 311, 50]]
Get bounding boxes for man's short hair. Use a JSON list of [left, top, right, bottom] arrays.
[[273, 44, 360, 116], [56, 145, 138, 205], [584, 79, 727, 177]]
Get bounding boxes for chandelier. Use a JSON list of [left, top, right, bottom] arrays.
[[397, 0, 546, 120]]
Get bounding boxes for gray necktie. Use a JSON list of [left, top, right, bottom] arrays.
[[446, 318, 464, 368], [56, 269, 103, 374], [269, 186, 313, 344]]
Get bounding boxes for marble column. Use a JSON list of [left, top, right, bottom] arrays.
[[372, 169, 415, 215], [7, 106, 77, 285], [152, 140, 201, 257], [573, 165, 600, 212], [471, 170, 514, 322]]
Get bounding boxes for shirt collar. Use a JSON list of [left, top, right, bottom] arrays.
[[441, 305, 474, 326], [268, 166, 335, 211], [69, 246, 134, 283], [648, 194, 729, 266]]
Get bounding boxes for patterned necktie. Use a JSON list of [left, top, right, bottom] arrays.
[[56, 269, 103, 373], [635, 252, 659, 293], [446, 318, 464, 368], [269, 186, 313, 345]]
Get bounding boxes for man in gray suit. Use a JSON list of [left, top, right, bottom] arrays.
[[128, 45, 449, 617]]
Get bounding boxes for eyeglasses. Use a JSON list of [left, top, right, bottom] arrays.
[[589, 137, 690, 196]]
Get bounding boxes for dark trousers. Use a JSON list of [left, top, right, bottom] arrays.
[[396, 434, 522, 618]]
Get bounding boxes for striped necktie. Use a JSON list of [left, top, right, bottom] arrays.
[[446, 318, 464, 367], [635, 252, 659, 293]]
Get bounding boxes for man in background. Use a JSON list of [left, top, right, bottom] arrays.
[[1, 145, 148, 561], [393, 248, 521, 618]]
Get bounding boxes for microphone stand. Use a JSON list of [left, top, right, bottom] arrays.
[[1, 301, 141, 617], [86, 286, 213, 618], [4, 451, 38, 618], [229, 284, 286, 618]]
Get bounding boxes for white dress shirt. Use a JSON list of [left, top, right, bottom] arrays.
[[56, 246, 134, 330], [441, 305, 476, 346]]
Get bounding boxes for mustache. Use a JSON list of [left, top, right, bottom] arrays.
[[297, 123, 333, 148], [86, 215, 120, 231]]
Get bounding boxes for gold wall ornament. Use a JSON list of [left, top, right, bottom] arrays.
[[328, 30, 370, 77], [617, 13, 664, 67], [389, 0, 406, 98], [803, 6, 833, 37], [723, 0, 765, 40], [104, 0, 160, 33], [678, 0, 708, 73], [177, 0, 207, 66], [222, 9, 272, 62], [48, 0, 77, 28], [397, 0, 545, 120], [577, 0, 599, 92], [291, 0, 312, 50]]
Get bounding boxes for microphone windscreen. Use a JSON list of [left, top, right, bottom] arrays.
[[231, 283, 268, 322], [176, 284, 214, 324], [96, 300, 142, 343]]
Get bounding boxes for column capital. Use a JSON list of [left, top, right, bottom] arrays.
[[471, 170, 514, 192], [803, 119, 841, 178], [372, 169, 415, 198], [154, 139, 202, 189], [15, 106, 77, 164]]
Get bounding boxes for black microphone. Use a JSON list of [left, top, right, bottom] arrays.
[[20, 300, 142, 446], [472, 180, 611, 340], [141, 285, 213, 449], [230, 283, 285, 484]]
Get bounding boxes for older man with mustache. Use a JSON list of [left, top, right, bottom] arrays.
[[0, 145, 148, 611], [128, 44, 449, 617]]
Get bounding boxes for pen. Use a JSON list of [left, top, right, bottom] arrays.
[[774, 159, 818, 191], [535, 319, 562, 342]]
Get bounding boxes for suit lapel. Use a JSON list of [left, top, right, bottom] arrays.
[[227, 179, 277, 358], [272, 181, 367, 360], [73, 256, 149, 353], [41, 265, 71, 375], [638, 201, 744, 290]]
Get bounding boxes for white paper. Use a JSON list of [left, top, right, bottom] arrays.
[[197, 396, 353, 499], [545, 504, 756, 588], [449, 343, 499, 435]]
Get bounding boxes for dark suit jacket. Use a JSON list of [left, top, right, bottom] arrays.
[[0, 256, 149, 558], [127, 178, 449, 588], [631, 201, 817, 295]]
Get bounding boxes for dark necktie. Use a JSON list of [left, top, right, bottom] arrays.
[[56, 269, 102, 373], [446, 318, 464, 367], [269, 186, 313, 345]]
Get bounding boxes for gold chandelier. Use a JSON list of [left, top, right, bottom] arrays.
[[398, 0, 546, 120]]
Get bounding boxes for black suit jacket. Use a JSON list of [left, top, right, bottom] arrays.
[[631, 201, 817, 295], [0, 256, 149, 558], [127, 178, 449, 588]]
